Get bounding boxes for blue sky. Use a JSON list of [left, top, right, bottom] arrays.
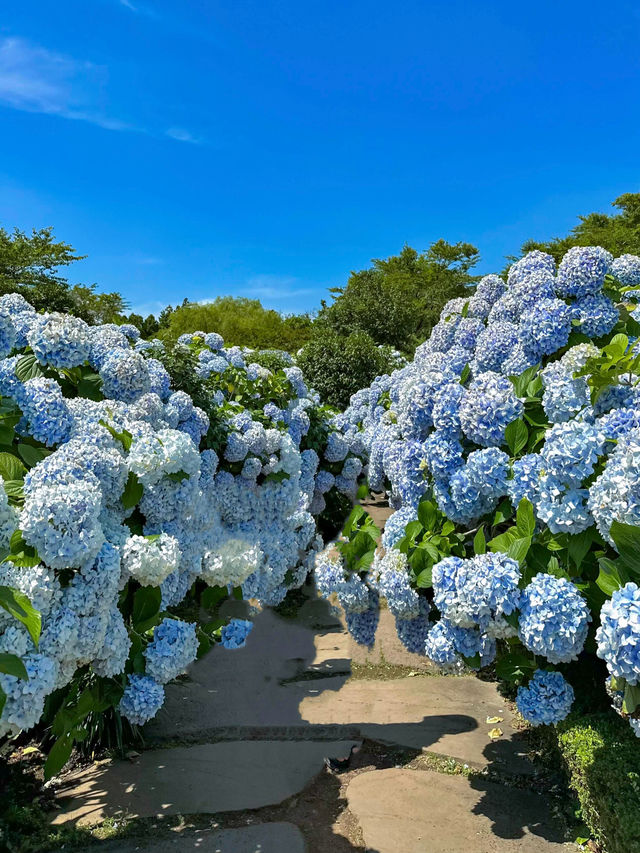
[[0, 1, 638, 317]]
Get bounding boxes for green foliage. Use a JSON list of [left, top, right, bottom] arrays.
[[0, 226, 127, 322], [395, 497, 466, 588], [335, 506, 380, 574], [557, 711, 640, 853], [297, 328, 390, 408], [517, 192, 640, 263], [317, 241, 479, 351], [576, 332, 640, 403], [248, 349, 294, 373], [159, 296, 313, 352]]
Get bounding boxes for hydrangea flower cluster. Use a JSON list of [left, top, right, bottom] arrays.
[[0, 295, 344, 740], [313, 247, 640, 732]]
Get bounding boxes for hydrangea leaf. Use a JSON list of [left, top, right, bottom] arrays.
[[0, 652, 28, 680], [0, 585, 40, 647]]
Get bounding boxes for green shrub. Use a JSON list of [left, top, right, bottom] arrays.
[[248, 348, 294, 373], [297, 328, 389, 408], [557, 712, 640, 853]]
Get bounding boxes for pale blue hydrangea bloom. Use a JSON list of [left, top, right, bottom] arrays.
[[221, 618, 254, 649], [597, 583, 640, 683], [612, 253, 640, 285], [119, 674, 165, 725], [556, 246, 613, 298], [518, 573, 590, 664], [459, 372, 523, 447], [145, 618, 198, 684], [516, 670, 574, 726], [27, 312, 91, 368]]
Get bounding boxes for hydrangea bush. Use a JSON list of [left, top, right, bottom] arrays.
[[0, 299, 362, 776], [315, 247, 640, 735]]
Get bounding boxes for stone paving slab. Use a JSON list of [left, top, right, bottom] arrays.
[[347, 769, 576, 853], [146, 607, 351, 740], [298, 675, 532, 774], [97, 823, 306, 853], [52, 740, 358, 827]]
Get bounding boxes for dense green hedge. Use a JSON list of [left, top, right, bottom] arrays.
[[557, 713, 640, 853]]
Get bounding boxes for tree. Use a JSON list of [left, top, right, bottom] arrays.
[[0, 226, 86, 313], [297, 328, 390, 408], [160, 296, 313, 352], [317, 240, 479, 352], [517, 193, 640, 263], [0, 226, 128, 322]]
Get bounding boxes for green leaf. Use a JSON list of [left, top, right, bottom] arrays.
[[604, 333, 628, 359], [516, 498, 536, 538], [99, 420, 133, 452], [77, 373, 103, 401], [132, 585, 161, 631], [508, 536, 532, 564], [17, 443, 50, 468], [14, 354, 43, 382], [488, 528, 517, 554], [416, 568, 433, 588], [166, 470, 189, 483], [200, 585, 227, 611], [0, 652, 28, 680], [495, 650, 536, 683], [622, 683, 640, 715], [504, 419, 529, 457], [492, 499, 513, 526], [417, 500, 437, 532], [459, 363, 471, 385], [610, 521, 640, 577], [509, 364, 540, 397], [567, 528, 598, 570], [356, 483, 369, 500], [596, 557, 625, 596], [546, 556, 569, 580], [462, 653, 481, 669], [0, 684, 6, 717], [0, 585, 40, 646], [0, 424, 14, 445], [404, 520, 423, 542], [2, 479, 24, 501], [473, 526, 486, 555], [44, 734, 74, 781], [121, 471, 143, 509], [0, 452, 27, 482]]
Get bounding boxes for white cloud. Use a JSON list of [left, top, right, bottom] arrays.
[[0, 37, 200, 142], [165, 127, 202, 144], [0, 37, 133, 130]]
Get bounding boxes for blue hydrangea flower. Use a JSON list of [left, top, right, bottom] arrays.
[[516, 670, 574, 726], [518, 573, 590, 663], [508, 453, 543, 506], [18, 378, 73, 447], [432, 552, 520, 631], [145, 618, 198, 684], [27, 313, 91, 368], [459, 372, 523, 447], [119, 674, 165, 725], [574, 294, 619, 339], [100, 349, 151, 403], [345, 591, 379, 648], [395, 597, 431, 654], [519, 298, 573, 358], [556, 246, 613, 298], [597, 583, 640, 683], [474, 322, 519, 373], [507, 251, 556, 286], [612, 254, 640, 285], [221, 618, 254, 649]]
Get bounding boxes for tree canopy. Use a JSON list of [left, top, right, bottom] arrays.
[[517, 193, 640, 262], [158, 296, 313, 352], [316, 240, 480, 352]]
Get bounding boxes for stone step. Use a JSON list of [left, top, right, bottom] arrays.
[[52, 740, 359, 827], [96, 823, 306, 853], [346, 768, 577, 853]]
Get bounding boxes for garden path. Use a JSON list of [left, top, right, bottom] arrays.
[[49, 499, 578, 852]]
